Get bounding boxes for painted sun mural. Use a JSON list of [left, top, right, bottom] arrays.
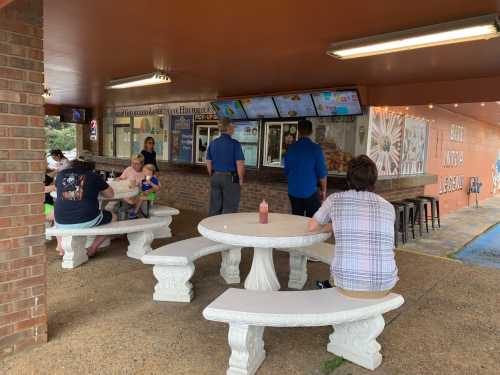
[[368, 108, 403, 176]]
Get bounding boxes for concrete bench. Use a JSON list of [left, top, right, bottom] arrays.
[[287, 242, 334, 289], [149, 205, 180, 239], [203, 288, 405, 374], [141, 236, 241, 302], [46, 218, 165, 269]]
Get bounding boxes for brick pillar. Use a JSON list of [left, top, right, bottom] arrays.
[[0, 0, 47, 357]]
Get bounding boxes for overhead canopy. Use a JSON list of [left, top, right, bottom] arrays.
[[43, 0, 500, 108]]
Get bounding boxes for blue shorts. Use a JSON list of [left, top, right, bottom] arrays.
[[55, 210, 113, 229]]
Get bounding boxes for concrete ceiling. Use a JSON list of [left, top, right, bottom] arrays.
[[42, 0, 500, 108]]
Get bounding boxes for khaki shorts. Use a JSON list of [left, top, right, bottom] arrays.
[[331, 278, 391, 299]]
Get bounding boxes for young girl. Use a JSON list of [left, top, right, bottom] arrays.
[[129, 164, 160, 219], [141, 137, 159, 173]]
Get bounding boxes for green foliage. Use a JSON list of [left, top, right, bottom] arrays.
[[45, 116, 76, 151], [320, 356, 345, 374]]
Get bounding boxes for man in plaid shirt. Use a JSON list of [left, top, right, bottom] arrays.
[[308, 155, 398, 298]]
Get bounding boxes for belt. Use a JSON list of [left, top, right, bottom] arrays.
[[213, 171, 233, 175]]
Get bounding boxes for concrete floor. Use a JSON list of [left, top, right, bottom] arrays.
[[1, 209, 500, 375]]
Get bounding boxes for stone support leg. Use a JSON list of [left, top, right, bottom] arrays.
[[327, 314, 385, 371], [61, 236, 88, 269], [127, 230, 154, 260], [152, 263, 195, 302], [244, 247, 280, 291], [288, 251, 307, 289], [227, 324, 266, 375], [152, 216, 173, 239], [220, 248, 241, 284]]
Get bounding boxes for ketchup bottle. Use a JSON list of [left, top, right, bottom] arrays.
[[259, 200, 269, 224]]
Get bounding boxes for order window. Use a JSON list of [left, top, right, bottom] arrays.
[[263, 121, 298, 167], [195, 125, 220, 164]]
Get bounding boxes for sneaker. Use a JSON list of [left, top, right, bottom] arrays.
[[316, 280, 333, 289], [128, 211, 138, 219]]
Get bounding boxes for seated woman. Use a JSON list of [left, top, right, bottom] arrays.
[[116, 154, 145, 204], [54, 156, 116, 257], [129, 164, 160, 219], [48, 149, 70, 176], [308, 155, 398, 299]]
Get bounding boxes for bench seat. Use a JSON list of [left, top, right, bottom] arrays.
[[142, 236, 241, 302], [149, 205, 180, 239], [46, 218, 164, 269], [204, 288, 404, 374], [287, 242, 333, 289]]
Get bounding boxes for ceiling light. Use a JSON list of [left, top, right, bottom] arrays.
[[428, 104, 434, 109], [106, 71, 171, 89], [453, 103, 459, 107], [481, 102, 486, 107], [327, 14, 499, 59], [405, 106, 409, 110], [496, 101, 500, 105], [42, 88, 51, 99]]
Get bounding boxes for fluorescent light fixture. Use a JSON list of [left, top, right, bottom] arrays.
[[328, 14, 499, 59], [106, 72, 171, 89]]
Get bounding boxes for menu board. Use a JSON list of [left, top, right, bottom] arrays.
[[240, 97, 278, 119], [211, 100, 247, 120], [170, 115, 193, 163], [273, 93, 317, 117], [233, 121, 259, 143], [233, 121, 259, 166], [312, 90, 362, 116]]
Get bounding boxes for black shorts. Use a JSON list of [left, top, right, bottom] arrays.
[[95, 210, 113, 226]]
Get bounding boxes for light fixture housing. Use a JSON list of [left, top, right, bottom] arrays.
[[106, 71, 171, 89], [42, 88, 51, 99], [327, 14, 500, 59]]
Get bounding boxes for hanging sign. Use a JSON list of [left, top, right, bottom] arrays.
[[90, 120, 97, 141]]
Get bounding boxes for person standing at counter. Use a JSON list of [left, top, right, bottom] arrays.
[[141, 137, 160, 172], [284, 119, 328, 217], [206, 118, 245, 216]]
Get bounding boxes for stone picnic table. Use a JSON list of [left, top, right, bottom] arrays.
[[198, 212, 331, 291]]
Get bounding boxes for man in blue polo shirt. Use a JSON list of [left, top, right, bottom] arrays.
[[284, 119, 328, 217], [206, 118, 245, 216]]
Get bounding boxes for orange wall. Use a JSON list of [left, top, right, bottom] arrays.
[[390, 105, 500, 216]]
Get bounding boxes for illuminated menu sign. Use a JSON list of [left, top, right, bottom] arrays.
[[170, 115, 193, 163], [240, 97, 278, 119], [273, 93, 317, 117], [312, 90, 362, 116], [211, 100, 247, 120]]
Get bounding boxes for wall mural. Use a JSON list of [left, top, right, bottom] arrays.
[[400, 116, 428, 175], [368, 108, 403, 176], [492, 150, 500, 195]]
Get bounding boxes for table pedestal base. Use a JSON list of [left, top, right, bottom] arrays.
[[244, 247, 280, 291]]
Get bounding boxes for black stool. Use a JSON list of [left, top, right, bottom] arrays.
[[418, 195, 440, 229], [393, 200, 416, 241], [391, 203, 406, 247], [404, 197, 432, 236]]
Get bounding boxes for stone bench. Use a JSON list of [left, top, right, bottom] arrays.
[[203, 288, 405, 374], [141, 236, 241, 302], [46, 218, 165, 269], [287, 242, 334, 289], [149, 205, 180, 239]]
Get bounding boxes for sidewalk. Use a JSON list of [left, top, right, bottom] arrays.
[[396, 196, 500, 258]]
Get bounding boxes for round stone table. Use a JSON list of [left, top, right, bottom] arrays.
[[198, 213, 331, 291]]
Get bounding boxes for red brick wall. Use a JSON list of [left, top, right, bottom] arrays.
[[96, 160, 425, 215], [0, 0, 47, 358]]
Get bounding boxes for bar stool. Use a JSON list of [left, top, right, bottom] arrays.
[[393, 200, 416, 241], [404, 197, 432, 236], [391, 203, 406, 247], [418, 195, 441, 229]]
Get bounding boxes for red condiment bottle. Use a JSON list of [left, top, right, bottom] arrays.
[[259, 200, 269, 224]]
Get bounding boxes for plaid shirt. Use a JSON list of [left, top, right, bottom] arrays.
[[313, 190, 398, 291]]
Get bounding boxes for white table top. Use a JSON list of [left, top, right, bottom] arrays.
[[50, 188, 138, 200], [198, 212, 331, 248]]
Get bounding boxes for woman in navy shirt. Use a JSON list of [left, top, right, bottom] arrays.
[[141, 137, 159, 172]]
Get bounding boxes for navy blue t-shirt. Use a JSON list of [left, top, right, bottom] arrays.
[[54, 168, 109, 224], [206, 133, 244, 173], [141, 150, 159, 172]]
